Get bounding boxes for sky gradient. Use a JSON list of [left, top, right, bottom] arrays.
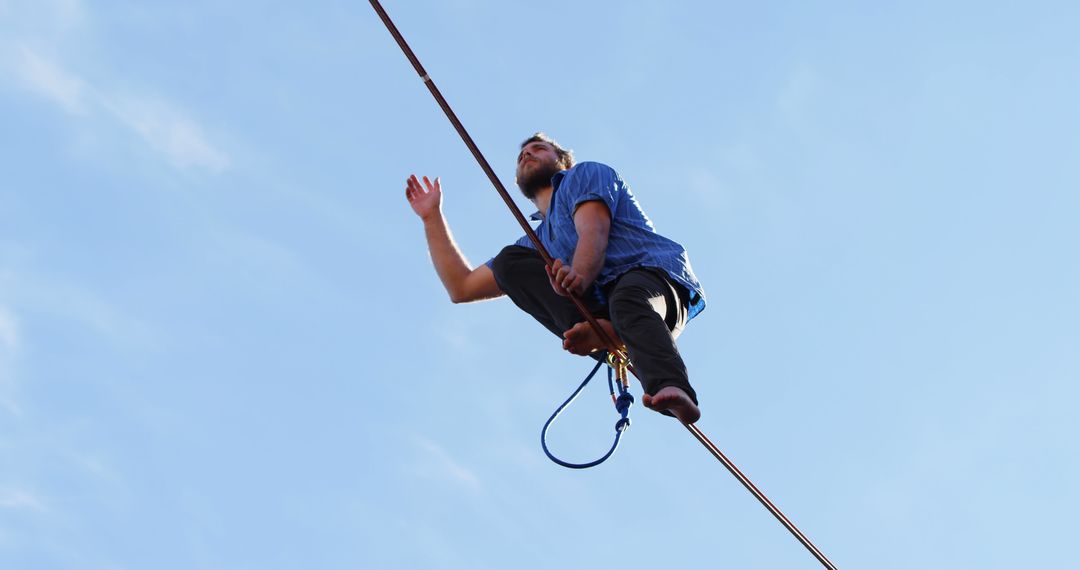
[[2, 1, 1079, 568]]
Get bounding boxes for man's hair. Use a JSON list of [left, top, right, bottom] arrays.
[[521, 132, 575, 170]]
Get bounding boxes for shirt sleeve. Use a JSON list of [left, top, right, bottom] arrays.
[[565, 162, 621, 217]]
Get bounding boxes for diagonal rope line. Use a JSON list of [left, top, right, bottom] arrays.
[[368, 2, 838, 567], [684, 423, 838, 569]]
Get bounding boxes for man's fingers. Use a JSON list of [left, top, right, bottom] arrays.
[[546, 259, 575, 297], [547, 261, 585, 296], [556, 268, 573, 289], [407, 176, 423, 195], [549, 275, 567, 296]]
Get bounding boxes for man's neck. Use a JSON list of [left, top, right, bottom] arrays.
[[532, 186, 554, 219]]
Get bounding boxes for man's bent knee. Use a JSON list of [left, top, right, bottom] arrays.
[[491, 245, 536, 278], [491, 245, 544, 292]]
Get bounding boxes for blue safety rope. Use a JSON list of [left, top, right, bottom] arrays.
[[540, 353, 634, 469]]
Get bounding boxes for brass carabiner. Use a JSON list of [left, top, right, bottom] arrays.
[[606, 347, 630, 391]]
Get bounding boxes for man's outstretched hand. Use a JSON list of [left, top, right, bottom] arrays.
[[405, 174, 442, 221]]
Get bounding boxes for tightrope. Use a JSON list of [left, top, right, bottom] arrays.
[[368, 2, 838, 567]]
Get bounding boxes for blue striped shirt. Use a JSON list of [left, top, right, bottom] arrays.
[[486, 161, 706, 320]]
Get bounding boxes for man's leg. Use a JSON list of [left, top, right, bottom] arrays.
[[606, 268, 700, 423], [490, 245, 608, 339]]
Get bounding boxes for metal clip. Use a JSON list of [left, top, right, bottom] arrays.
[[606, 348, 630, 391]]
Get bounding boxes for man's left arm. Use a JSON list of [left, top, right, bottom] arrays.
[[549, 200, 611, 296]]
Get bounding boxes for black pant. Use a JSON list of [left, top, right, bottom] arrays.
[[490, 245, 697, 404]]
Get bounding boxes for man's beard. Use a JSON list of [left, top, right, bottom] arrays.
[[516, 161, 561, 200]]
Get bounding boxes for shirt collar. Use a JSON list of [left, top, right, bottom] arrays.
[[551, 169, 567, 191]]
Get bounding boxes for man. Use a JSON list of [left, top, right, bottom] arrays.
[[404, 133, 706, 423]]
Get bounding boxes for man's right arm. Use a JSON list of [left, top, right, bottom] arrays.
[[406, 175, 503, 304]]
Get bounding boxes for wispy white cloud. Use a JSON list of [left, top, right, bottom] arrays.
[[40, 281, 157, 350], [69, 452, 121, 486], [1, 3, 231, 173], [412, 436, 482, 491], [0, 305, 21, 416], [11, 45, 86, 114], [0, 488, 47, 513], [0, 305, 18, 352], [0, 261, 158, 353], [101, 93, 230, 172]]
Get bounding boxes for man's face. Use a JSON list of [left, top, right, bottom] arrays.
[[515, 141, 562, 200]]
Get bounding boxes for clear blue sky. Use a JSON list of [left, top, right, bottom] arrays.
[[2, 1, 1078, 568]]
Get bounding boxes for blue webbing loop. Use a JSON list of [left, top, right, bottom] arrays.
[[540, 353, 634, 469]]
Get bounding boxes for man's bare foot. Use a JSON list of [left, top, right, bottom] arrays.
[[562, 319, 621, 355], [642, 387, 701, 424]]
